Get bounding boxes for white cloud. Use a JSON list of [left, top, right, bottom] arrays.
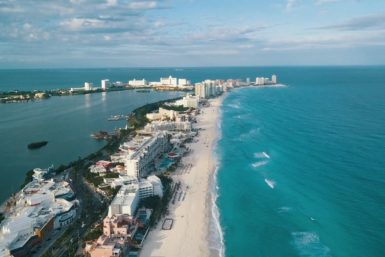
[[60, 18, 106, 31], [127, 1, 157, 10], [315, 0, 339, 5], [106, 0, 118, 7], [286, 0, 297, 11]]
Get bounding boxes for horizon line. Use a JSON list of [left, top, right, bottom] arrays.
[[1, 64, 385, 70]]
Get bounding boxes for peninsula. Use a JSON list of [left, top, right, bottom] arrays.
[[0, 74, 279, 257], [0, 76, 193, 104]]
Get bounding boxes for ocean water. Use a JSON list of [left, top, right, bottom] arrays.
[[216, 67, 385, 257]]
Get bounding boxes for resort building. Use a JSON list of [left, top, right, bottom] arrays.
[[145, 175, 163, 198], [108, 175, 163, 217], [272, 74, 277, 84], [149, 76, 190, 88], [84, 82, 93, 91], [101, 79, 110, 90], [195, 80, 224, 99], [142, 121, 192, 133], [146, 108, 178, 121], [85, 214, 135, 257], [110, 175, 138, 188], [175, 94, 199, 108], [128, 79, 147, 87], [256, 75, 277, 85], [120, 132, 170, 179], [109, 186, 139, 217], [0, 177, 77, 257], [160, 76, 178, 86], [178, 78, 190, 86]]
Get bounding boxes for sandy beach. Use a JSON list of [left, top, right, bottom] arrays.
[[140, 95, 224, 257]]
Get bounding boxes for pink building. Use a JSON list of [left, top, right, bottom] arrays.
[[85, 214, 137, 257]]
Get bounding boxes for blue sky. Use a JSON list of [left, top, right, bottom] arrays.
[[1, 0, 385, 68]]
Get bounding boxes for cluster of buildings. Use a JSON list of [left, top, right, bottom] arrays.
[[84, 205, 152, 257], [85, 138, 167, 257], [255, 75, 277, 86], [194, 80, 225, 99], [70, 79, 111, 93], [129, 76, 191, 89], [0, 167, 78, 257], [69, 74, 278, 94], [69, 75, 192, 93], [84, 93, 202, 256]]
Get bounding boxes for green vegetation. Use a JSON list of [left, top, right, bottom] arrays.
[[84, 170, 104, 187], [160, 104, 190, 112], [128, 97, 183, 129], [83, 225, 103, 241], [19, 169, 34, 189], [103, 172, 119, 178], [0, 213, 4, 223]]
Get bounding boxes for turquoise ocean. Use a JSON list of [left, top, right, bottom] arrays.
[[1, 67, 385, 256], [216, 67, 385, 257]]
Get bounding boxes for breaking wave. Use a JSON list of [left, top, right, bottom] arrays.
[[254, 151, 270, 159], [291, 232, 331, 257], [264, 178, 276, 189], [252, 160, 268, 168]]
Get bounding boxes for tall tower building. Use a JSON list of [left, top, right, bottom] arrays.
[[272, 75, 277, 84], [84, 82, 93, 91], [101, 79, 110, 90]]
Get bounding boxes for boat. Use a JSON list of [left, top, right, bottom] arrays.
[[90, 131, 109, 140], [107, 115, 125, 121], [27, 141, 48, 150]]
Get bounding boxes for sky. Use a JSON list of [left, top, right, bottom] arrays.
[[0, 0, 385, 68]]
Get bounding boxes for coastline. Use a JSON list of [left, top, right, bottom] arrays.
[[0, 87, 191, 104], [0, 95, 184, 216], [140, 95, 225, 257]]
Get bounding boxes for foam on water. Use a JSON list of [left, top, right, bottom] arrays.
[[227, 103, 241, 109], [277, 206, 292, 213], [252, 160, 268, 168], [291, 232, 331, 257], [237, 128, 260, 142], [208, 103, 225, 257], [208, 165, 225, 257], [264, 178, 276, 189], [254, 151, 270, 159]]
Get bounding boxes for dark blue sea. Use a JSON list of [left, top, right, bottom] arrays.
[[216, 66, 385, 257], [1, 67, 385, 257]]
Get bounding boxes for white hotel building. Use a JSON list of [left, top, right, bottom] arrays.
[[101, 79, 110, 90], [121, 132, 170, 179], [175, 94, 199, 108], [128, 79, 147, 87], [195, 80, 224, 99], [108, 175, 163, 217]]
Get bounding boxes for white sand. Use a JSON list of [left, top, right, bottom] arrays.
[[140, 96, 224, 257]]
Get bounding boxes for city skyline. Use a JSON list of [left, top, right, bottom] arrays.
[[1, 0, 385, 68]]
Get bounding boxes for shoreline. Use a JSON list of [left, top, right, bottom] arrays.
[[0, 87, 191, 104], [0, 95, 184, 215], [140, 95, 225, 257], [207, 93, 227, 257]]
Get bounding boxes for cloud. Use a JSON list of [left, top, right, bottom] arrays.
[[316, 13, 385, 31], [127, 1, 158, 10], [0, 0, 385, 67], [315, 0, 339, 5], [286, 0, 297, 11]]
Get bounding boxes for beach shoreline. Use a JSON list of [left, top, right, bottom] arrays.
[[140, 95, 225, 257]]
